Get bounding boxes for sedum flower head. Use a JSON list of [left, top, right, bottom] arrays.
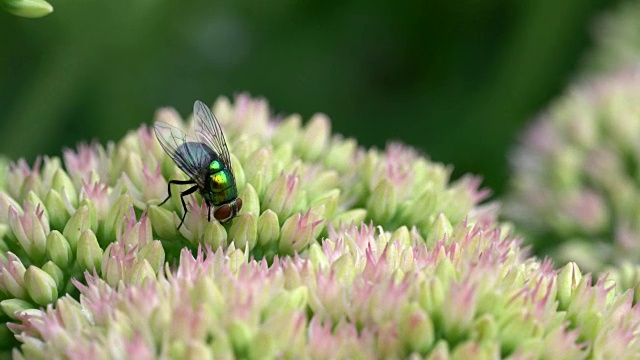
[[506, 66, 640, 272], [4, 94, 638, 356]]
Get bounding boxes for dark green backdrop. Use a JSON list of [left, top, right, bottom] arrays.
[[0, 0, 617, 196]]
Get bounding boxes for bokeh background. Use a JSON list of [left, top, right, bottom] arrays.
[[0, 0, 620, 197]]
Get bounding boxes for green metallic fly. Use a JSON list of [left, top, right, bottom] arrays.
[[154, 100, 242, 229]]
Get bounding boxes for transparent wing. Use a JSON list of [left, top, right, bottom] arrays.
[[153, 121, 209, 187], [193, 100, 233, 171]]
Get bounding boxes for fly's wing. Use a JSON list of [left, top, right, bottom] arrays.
[[153, 121, 209, 187], [193, 100, 233, 171]]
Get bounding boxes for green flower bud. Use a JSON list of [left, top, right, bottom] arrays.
[[445, 180, 477, 224], [51, 169, 78, 208], [76, 230, 103, 272], [419, 277, 445, 316], [63, 205, 93, 253], [123, 153, 144, 189], [101, 244, 122, 287], [24, 191, 48, 220], [399, 302, 434, 354], [201, 220, 227, 249], [263, 172, 299, 219], [227, 248, 246, 273], [191, 276, 224, 312], [307, 243, 329, 269], [45, 190, 73, 230], [0, 298, 34, 319], [0, 253, 27, 299], [0, 191, 22, 223], [0, 0, 52, 18], [148, 205, 180, 240], [239, 183, 259, 217], [332, 252, 355, 283], [332, 208, 367, 227], [298, 113, 330, 161], [46, 231, 72, 270], [271, 114, 302, 146], [273, 142, 294, 168], [325, 137, 357, 172], [228, 213, 258, 251], [500, 309, 541, 353], [103, 195, 133, 242], [310, 189, 339, 221], [24, 266, 57, 306], [19, 173, 44, 201], [263, 287, 308, 319], [41, 261, 63, 292], [244, 148, 274, 197], [426, 213, 453, 246], [230, 154, 246, 192], [401, 192, 435, 227], [138, 240, 165, 273], [8, 204, 48, 263], [130, 259, 156, 286], [557, 262, 582, 310], [471, 314, 498, 343], [279, 211, 323, 254], [229, 319, 253, 358], [367, 179, 397, 224], [257, 210, 279, 247], [391, 226, 411, 247], [249, 171, 267, 200]]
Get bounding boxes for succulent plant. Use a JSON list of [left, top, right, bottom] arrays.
[[506, 66, 640, 273], [2, 94, 640, 357]]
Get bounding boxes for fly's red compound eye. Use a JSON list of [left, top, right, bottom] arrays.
[[214, 205, 232, 221], [236, 198, 243, 211]]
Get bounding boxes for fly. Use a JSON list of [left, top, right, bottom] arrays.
[[154, 100, 242, 229]]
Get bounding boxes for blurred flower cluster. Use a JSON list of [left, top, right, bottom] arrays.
[[581, 0, 640, 76], [506, 66, 640, 273]]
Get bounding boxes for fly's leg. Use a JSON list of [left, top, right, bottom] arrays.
[[205, 200, 212, 222], [159, 179, 197, 206], [177, 185, 199, 229]]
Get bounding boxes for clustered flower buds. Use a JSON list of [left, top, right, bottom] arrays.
[[11, 221, 640, 359], [506, 67, 640, 272], [582, 0, 640, 76], [1, 94, 640, 357]]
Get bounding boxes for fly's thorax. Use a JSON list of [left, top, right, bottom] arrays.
[[206, 166, 238, 206]]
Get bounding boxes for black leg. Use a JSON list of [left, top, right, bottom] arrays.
[[159, 179, 197, 206], [205, 200, 212, 222], [177, 185, 199, 229]]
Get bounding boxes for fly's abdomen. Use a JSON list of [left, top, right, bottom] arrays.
[[208, 169, 237, 206]]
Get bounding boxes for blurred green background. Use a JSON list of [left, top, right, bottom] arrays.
[[0, 0, 619, 196]]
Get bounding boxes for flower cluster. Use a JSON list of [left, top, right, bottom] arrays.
[[581, 0, 640, 77], [5, 93, 640, 357], [11, 219, 640, 358], [506, 66, 640, 272], [0, 95, 493, 354]]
